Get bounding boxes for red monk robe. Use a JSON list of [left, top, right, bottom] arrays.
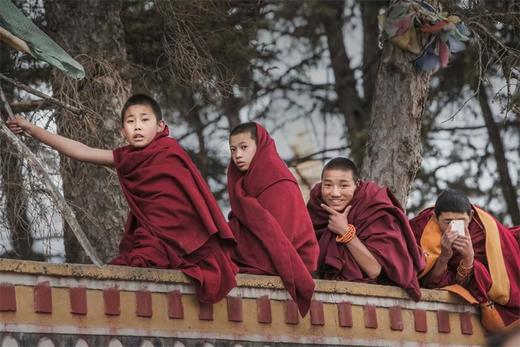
[[227, 124, 319, 315], [307, 181, 425, 301], [110, 127, 238, 303], [410, 207, 520, 330]]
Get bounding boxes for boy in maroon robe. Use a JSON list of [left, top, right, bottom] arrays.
[[227, 122, 319, 315], [307, 157, 424, 300], [410, 189, 520, 332], [7, 94, 238, 303]]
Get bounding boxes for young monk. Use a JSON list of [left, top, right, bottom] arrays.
[[227, 122, 319, 315], [7, 94, 238, 303], [410, 189, 520, 332], [307, 157, 424, 300]]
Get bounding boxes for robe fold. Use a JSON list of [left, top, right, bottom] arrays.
[[227, 123, 319, 316], [110, 127, 238, 303], [410, 207, 520, 328], [307, 181, 425, 301]]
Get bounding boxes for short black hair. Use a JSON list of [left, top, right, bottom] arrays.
[[121, 94, 162, 124], [322, 157, 359, 181], [230, 122, 257, 141], [434, 189, 472, 217]]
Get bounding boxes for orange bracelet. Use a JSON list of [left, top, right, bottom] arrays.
[[336, 224, 356, 244]]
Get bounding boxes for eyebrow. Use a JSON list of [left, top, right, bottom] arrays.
[[126, 112, 152, 118]]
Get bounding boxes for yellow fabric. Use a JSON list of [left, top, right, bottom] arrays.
[[419, 217, 442, 278], [474, 207, 510, 305], [389, 26, 422, 54], [442, 284, 478, 304], [419, 207, 510, 305]]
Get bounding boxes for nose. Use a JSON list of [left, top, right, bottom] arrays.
[[331, 185, 341, 196]]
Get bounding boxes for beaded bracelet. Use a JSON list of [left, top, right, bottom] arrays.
[[336, 224, 356, 244], [456, 261, 473, 279]]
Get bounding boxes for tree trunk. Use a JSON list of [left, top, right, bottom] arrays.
[[478, 85, 520, 225], [360, 1, 385, 107], [361, 43, 432, 207], [321, 0, 367, 166], [45, 0, 131, 263]]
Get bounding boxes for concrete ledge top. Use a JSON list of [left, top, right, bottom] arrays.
[[0, 258, 463, 304]]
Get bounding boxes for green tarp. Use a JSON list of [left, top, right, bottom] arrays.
[[0, 0, 85, 79]]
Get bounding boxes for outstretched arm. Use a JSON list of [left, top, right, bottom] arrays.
[[7, 115, 114, 166]]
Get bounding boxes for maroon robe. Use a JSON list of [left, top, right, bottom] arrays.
[[410, 207, 520, 326], [307, 181, 425, 301], [227, 123, 319, 315], [110, 127, 238, 303]]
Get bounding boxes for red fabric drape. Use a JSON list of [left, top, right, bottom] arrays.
[[307, 181, 425, 301], [110, 127, 238, 303], [227, 123, 319, 315]]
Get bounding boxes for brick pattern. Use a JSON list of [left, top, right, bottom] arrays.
[[460, 311, 473, 335], [310, 301, 325, 326], [199, 302, 213, 321], [34, 282, 52, 314], [284, 300, 299, 325], [136, 291, 152, 318], [69, 287, 87, 315], [337, 302, 353, 328], [414, 309, 427, 333], [256, 296, 272, 324], [103, 287, 120, 316], [363, 305, 377, 329], [389, 306, 403, 331], [0, 280, 484, 343], [168, 290, 183, 319], [0, 283, 16, 312], [227, 297, 243, 322], [437, 310, 451, 333]]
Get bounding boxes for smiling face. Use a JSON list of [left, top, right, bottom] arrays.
[[321, 169, 356, 212], [121, 104, 165, 148], [229, 132, 257, 172]]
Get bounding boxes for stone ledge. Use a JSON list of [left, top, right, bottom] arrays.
[[0, 258, 462, 304]]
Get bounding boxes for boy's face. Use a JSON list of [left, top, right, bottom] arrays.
[[229, 132, 257, 172], [321, 169, 356, 212], [435, 211, 472, 234], [121, 104, 165, 148]]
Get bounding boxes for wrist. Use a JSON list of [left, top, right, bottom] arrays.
[[336, 224, 356, 244], [461, 256, 474, 267], [24, 123, 35, 135], [438, 254, 451, 264]]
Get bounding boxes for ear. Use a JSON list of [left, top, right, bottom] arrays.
[[157, 120, 166, 132]]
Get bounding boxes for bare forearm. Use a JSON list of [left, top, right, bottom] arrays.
[[25, 123, 114, 166], [346, 238, 382, 279], [422, 256, 449, 285]]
